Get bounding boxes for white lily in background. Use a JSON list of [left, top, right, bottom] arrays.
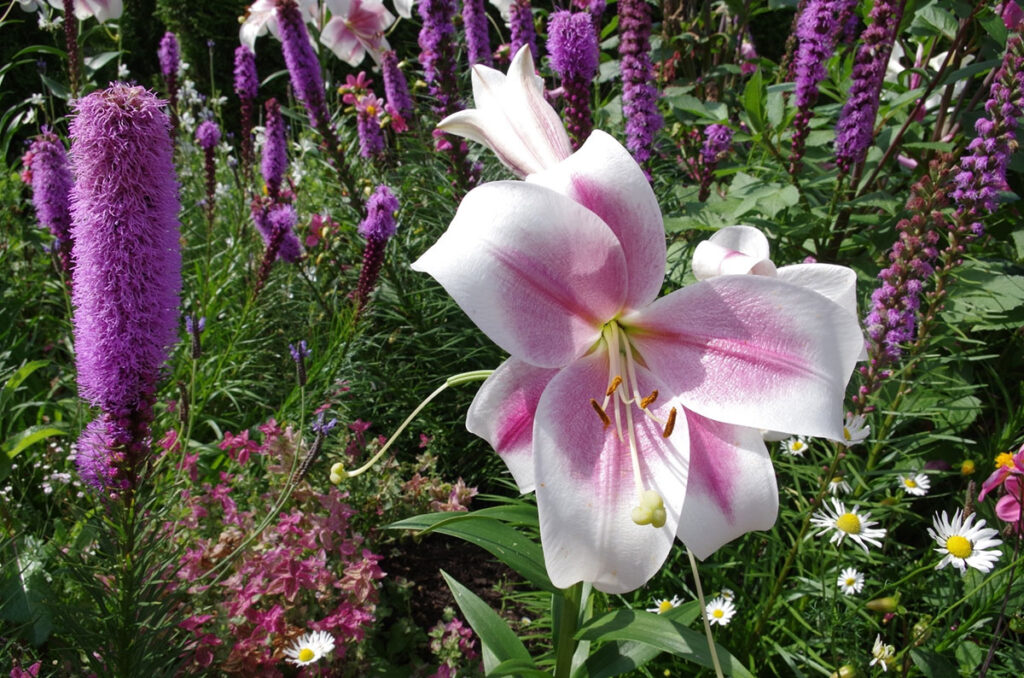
[[321, 0, 394, 66], [413, 131, 864, 593], [392, 0, 414, 19], [438, 45, 573, 178], [240, 0, 320, 49], [47, 0, 122, 22]]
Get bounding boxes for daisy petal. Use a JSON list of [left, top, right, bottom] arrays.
[[533, 350, 688, 593]]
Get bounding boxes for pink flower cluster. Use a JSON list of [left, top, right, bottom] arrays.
[[428, 614, 482, 678], [979, 444, 1024, 533]]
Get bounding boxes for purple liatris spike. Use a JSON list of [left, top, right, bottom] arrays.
[[76, 416, 121, 493], [418, 0, 461, 116], [789, 0, 843, 173], [196, 120, 221, 222], [381, 50, 414, 120], [276, 0, 331, 131], [63, 0, 80, 96], [262, 98, 288, 201], [834, 0, 904, 174], [23, 130, 74, 275], [355, 186, 400, 315], [463, 0, 493, 66], [949, 35, 1024, 239], [234, 45, 259, 179], [509, 0, 538, 61], [698, 124, 733, 201], [617, 0, 663, 168], [158, 32, 180, 135], [253, 201, 302, 296], [196, 120, 220, 151], [356, 94, 386, 158], [69, 85, 181, 486], [547, 10, 599, 148]]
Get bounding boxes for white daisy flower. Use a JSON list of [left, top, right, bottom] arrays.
[[828, 475, 852, 495], [897, 473, 930, 497], [705, 596, 735, 626], [836, 567, 864, 595], [646, 595, 682, 614], [719, 588, 734, 600], [927, 509, 1003, 574], [842, 413, 869, 445], [810, 498, 886, 552], [869, 634, 895, 672], [283, 630, 334, 666], [783, 436, 809, 456]]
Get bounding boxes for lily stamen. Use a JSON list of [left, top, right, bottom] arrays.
[[640, 390, 658, 409], [606, 376, 623, 397], [662, 408, 677, 438], [590, 398, 611, 428]]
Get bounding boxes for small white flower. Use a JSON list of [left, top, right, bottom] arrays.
[[283, 630, 334, 666], [842, 413, 870, 445], [927, 509, 1003, 574], [705, 597, 735, 627], [836, 567, 864, 595], [29, 92, 45, 106], [810, 498, 887, 552], [897, 472, 930, 497], [719, 588, 734, 600], [783, 436, 809, 456], [869, 634, 895, 672], [828, 475, 852, 495], [117, 62, 130, 79], [646, 595, 682, 614]]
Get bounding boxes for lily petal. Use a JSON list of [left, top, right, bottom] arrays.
[[320, 19, 366, 65], [527, 131, 667, 310], [533, 350, 689, 593], [624, 275, 863, 440], [692, 225, 776, 280], [412, 181, 627, 368], [466, 358, 559, 493], [438, 46, 572, 177], [676, 410, 778, 559], [777, 263, 859, 318]]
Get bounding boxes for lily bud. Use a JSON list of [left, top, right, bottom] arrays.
[[866, 595, 900, 613]]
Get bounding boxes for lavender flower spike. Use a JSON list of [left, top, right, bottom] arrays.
[[355, 186, 400, 315], [262, 98, 288, 201], [547, 10, 599, 148], [617, 0, 663, 168], [158, 32, 181, 135], [381, 49, 414, 120], [789, 0, 843, 173], [834, 0, 904, 173], [233, 45, 259, 180], [276, 0, 331, 131], [509, 0, 538, 61], [196, 120, 221, 223], [463, 0, 493, 66], [23, 130, 74, 275], [699, 124, 734, 201]]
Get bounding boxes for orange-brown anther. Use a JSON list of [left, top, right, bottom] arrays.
[[640, 390, 658, 409], [606, 376, 623, 397], [662, 408, 677, 438], [590, 398, 611, 428]]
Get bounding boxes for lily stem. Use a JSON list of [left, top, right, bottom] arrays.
[[553, 582, 583, 678], [688, 549, 724, 678]]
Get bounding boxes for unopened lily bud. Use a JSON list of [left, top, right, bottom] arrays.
[[828, 665, 858, 678], [866, 595, 900, 613]]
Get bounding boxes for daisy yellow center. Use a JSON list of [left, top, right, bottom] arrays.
[[836, 512, 861, 534], [842, 427, 852, 441], [845, 577, 856, 586], [298, 648, 315, 662], [946, 535, 972, 559], [792, 441, 805, 451], [903, 478, 918, 488], [995, 452, 1014, 469], [712, 609, 724, 618], [658, 600, 673, 613]]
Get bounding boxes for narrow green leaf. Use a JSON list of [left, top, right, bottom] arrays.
[[742, 67, 766, 133], [576, 609, 754, 678], [440, 570, 535, 674], [488, 658, 552, 677], [3, 425, 67, 459], [571, 640, 663, 678], [2, 360, 49, 394], [910, 648, 958, 678]]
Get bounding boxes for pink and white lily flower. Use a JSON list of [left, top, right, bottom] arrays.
[[47, 0, 123, 22], [321, 0, 395, 66], [438, 45, 572, 178], [413, 132, 864, 593], [240, 0, 321, 49]]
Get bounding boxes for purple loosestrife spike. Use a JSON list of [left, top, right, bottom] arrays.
[[509, 0, 538, 61], [617, 0, 663, 168], [463, 0, 493, 66], [834, 0, 904, 174], [262, 98, 288, 201], [949, 35, 1024, 240], [789, 0, 843, 174], [547, 10, 599, 149], [381, 49, 414, 120], [698, 124, 734, 201], [234, 45, 259, 180], [23, 131, 74, 276], [355, 186, 400, 315]]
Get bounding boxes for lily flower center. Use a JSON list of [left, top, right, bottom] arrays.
[[589, 322, 675, 529], [836, 512, 862, 534], [945, 535, 972, 559]]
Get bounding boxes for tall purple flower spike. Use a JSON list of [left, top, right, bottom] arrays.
[[789, 0, 843, 173], [262, 98, 288, 201], [158, 32, 181, 135], [547, 10, 599, 148], [509, 0, 538, 61], [196, 120, 221, 223], [834, 0, 904, 174], [698, 124, 733, 201], [617, 0, 663, 168], [356, 95, 387, 158], [234, 45, 259, 181], [24, 130, 74, 275], [69, 84, 182, 490], [463, 0, 493, 66], [381, 49, 414, 120], [355, 185, 400, 315]]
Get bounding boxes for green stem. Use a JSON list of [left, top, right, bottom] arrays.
[[553, 582, 583, 678], [688, 549, 724, 678]]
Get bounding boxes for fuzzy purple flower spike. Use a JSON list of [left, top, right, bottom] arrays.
[[789, 0, 843, 173], [381, 50, 414, 121], [262, 98, 288, 202], [463, 0, 493, 66], [547, 10, 599, 149], [158, 32, 181, 135], [355, 186, 400, 316], [23, 130, 74, 276], [196, 120, 221, 224], [356, 95, 387, 159], [617, 0, 663, 169], [69, 84, 182, 493], [234, 45, 259, 182], [509, 0, 538, 61], [698, 123, 734, 201]]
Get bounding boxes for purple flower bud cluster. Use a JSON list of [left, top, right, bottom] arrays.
[[289, 339, 310, 386], [356, 186, 400, 315], [23, 130, 74, 275], [63, 0, 80, 96], [949, 35, 1024, 239], [418, 0, 461, 117], [253, 201, 302, 295], [356, 95, 387, 158], [789, 0, 843, 173], [381, 50, 414, 121], [195, 120, 220, 151], [547, 10, 599, 148], [196, 120, 221, 223], [69, 84, 182, 491], [234, 45, 259, 180], [834, 0, 904, 174], [698, 124, 733, 201], [509, 0, 538, 61], [463, 0, 493, 66], [617, 0, 663, 168], [76, 416, 121, 492], [185, 313, 205, 359], [276, 0, 331, 133], [158, 32, 180, 135], [262, 98, 288, 201]]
